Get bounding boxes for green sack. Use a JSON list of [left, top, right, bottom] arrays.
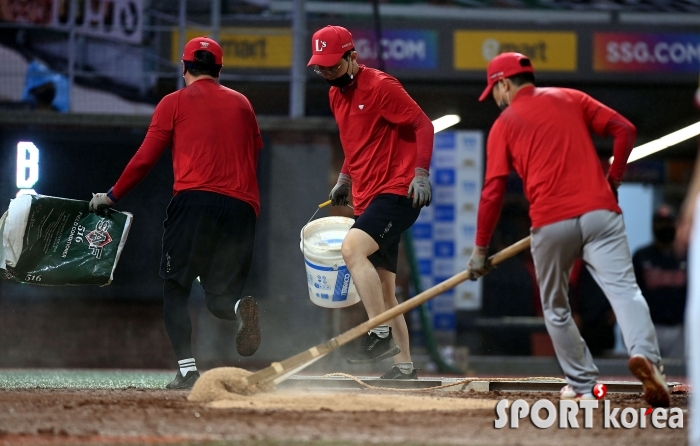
[[1, 194, 133, 286]]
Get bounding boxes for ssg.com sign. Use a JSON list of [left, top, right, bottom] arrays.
[[594, 32, 700, 72], [352, 30, 437, 70]]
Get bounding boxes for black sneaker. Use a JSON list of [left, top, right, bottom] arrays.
[[165, 370, 200, 389], [346, 329, 401, 364], [380, 366, 419, 380], [236, 296, 261, 356]]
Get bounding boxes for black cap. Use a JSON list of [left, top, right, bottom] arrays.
[[653, 204, 676, 222]]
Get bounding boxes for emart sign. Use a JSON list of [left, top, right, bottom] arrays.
[[495, 399, 684, 429], [453, 30, 577, 72], [172, 28, 292, 68]]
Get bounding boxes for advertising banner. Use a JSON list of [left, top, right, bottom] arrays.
[[411, 131, 484, 339], [172, 28, 292, 68], [52, 0, 142, 44], [594, 32, 700, 72], [454, 30, 577, 72], [351, 29, 438, 70], [0, 0, 142, 44]]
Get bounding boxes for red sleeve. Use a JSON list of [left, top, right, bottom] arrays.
[[569, 88, 617, 135], [377, 76, 434, 170], [110, 96, 175, 200], [573, 89, 636, 181], [340, 158, 349, 177], [604, 113, 636, 182], [244, 96, 263, 150], [476, 120, 511, 247], [484, 119, 511, 179], [476, 175, 507, 247], [110, 136, 169, 200], [410, 111, 434, 170]]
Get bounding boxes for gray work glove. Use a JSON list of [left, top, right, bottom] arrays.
[[466, 245, 490, 281], [407, 168, 431, 209], [329, 173, 351, 206], [89, 192, 115, 215]]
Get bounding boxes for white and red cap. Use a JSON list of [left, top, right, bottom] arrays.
[[479, 52, 534, 102], [307, 25, 354, 67], [182, 36, 223, 65]]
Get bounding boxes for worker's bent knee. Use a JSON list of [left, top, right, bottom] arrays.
[[205, 293, 237, 320], [341, 229, 378, 262]]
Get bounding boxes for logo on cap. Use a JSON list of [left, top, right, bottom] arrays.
[[315, 40, 327, 52], [201, 42, 209, 48]]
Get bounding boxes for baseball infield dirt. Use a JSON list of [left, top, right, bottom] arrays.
[[0, 387, 688, 445]]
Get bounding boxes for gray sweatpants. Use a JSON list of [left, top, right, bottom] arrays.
[[531, 210, 660, 393]]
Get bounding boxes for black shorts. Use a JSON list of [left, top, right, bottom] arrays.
[[160, 190, 256, 296], [352, 194, 420, 274]]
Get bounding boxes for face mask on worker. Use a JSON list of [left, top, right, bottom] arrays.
[[326, 60, 354, 88], [654, 225, 676, 244]]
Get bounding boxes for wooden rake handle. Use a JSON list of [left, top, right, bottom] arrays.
[[245, 236, 532, 386]]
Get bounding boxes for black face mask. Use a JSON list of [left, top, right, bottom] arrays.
[[326, 61, 354, 88], [325, 71, 354, 88], [654, 226, 676, 244]]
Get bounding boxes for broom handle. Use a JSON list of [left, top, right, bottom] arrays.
[[333, 235, 531, 346], [246, 236, 531, 386]]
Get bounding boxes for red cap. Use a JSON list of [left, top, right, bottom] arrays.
[[182, 37, 223, 65], [307, 25, 354, 67], [478, 52, 534, 102]]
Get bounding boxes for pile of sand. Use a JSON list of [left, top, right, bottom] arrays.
[[188, 367, 275, 403], [189, 367, 498, 412]]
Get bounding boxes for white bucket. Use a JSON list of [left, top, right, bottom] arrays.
[[300, 216, 361, 308]]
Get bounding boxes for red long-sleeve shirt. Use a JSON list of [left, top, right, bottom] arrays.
[[110, 79, 263, 215], [476, 86, 636, 247], [330, 65, 434, 214]]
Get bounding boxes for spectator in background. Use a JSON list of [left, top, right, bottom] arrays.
[[28, 81, 58, 112], [22, 60, 69, 112], [633, 204, 687, 359]]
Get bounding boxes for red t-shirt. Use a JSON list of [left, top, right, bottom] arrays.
[[330, 65, 434, 215], [476, 86, 636, 247], [111, 79, 263, 215]]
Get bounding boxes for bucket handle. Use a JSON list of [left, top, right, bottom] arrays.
[[301, 200, 353, 262]]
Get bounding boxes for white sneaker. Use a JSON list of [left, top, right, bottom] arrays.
[[560, 385, 597, 401]]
